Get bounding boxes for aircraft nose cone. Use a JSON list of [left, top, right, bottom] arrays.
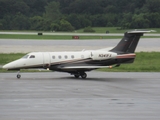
[[2, 59, 22, 70], [2, 62, 16, 70], [2, 64, 8, 69]]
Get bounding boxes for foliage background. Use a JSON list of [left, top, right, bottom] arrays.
[[0, 0, 160, 31]]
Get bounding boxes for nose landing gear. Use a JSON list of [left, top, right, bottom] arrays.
[[17, 71, 21, 79]]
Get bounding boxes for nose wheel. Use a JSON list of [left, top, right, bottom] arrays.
[[17, 71, 21, 79], [17, 74, 21, 79]]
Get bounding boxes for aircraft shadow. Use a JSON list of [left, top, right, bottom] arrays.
[[52, 76, 137, 83]]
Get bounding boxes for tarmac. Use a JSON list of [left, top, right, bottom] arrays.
[[0, 38, 160, 53], [0, 31, 160, 36], [0, 71, 160, 120]]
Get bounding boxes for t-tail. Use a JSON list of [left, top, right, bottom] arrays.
[[110, 30, 154, 54]]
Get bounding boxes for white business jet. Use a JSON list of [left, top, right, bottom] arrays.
[[3, 30, 152, 79]]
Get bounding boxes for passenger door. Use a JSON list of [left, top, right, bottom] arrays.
[[43, 52, 51, 68]]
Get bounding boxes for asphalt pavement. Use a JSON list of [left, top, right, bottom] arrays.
[[0, 38, 160, 53], [0, 71, 160, 120]]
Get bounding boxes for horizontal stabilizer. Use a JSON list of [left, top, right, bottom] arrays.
[[127, 30, 156, 34]]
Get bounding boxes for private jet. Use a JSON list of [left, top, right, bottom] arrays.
[[3, 30, 153, 79]]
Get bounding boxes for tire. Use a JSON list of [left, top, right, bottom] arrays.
[[17, 74, 21, 79], [74, 74, 80, 78], [81, 73, 87, 79]]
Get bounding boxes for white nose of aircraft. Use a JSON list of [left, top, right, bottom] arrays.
[[2, 59, 21, 70], [2, 64, 8, 69], [3, 63, 15, 70]]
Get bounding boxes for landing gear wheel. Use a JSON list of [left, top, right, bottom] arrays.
[[81, 73, 87, 79], [17, 74, 21, 79], [74, 74, 80, 78]]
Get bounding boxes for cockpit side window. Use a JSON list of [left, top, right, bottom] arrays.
[[22, 55, 29, 59], [29, 55, 35, 58]]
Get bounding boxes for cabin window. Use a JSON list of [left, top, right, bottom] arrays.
[[30, 55, 35, 58], [52, 56, 55, 59], [58, 55, 62, 59], [65, 55, 68, 59], [22, 55, 29, 59], [71, 55, 74, 59]]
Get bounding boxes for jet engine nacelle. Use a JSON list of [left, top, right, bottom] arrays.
[[91, 51, 117, 60]]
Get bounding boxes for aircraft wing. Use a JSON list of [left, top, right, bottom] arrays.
[[59, 66, 112, 69]]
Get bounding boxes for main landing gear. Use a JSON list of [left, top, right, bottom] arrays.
[[74, 72, 87, 79], [17, 71, 21, 79]]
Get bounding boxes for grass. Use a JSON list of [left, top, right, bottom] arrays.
[[0, 34, 72, 39], [0, 52, 160, 72], [0, 34, 122, 39]]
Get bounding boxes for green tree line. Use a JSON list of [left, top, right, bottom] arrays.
[[0, 0, 160, 31]]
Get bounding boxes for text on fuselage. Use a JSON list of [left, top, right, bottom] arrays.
[[99, 54, 112, 57]]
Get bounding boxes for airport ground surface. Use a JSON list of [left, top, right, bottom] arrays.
[[0, 31, 160, 36], [0, 38, 160, 53], [0, 71, 160, 120]]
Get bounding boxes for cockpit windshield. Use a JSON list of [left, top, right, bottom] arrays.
[[21, 54, 35, 59], [22, 55, 29, 59], [29, 55, 35, 58]]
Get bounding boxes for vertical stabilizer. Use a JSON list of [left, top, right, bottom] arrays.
[[110, 30, 152, 54]]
